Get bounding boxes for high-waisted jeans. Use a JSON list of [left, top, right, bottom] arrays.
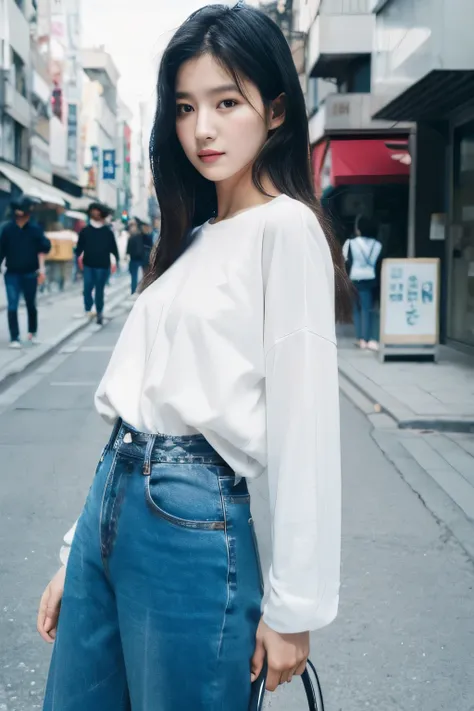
[[43, 421, 264, 711]]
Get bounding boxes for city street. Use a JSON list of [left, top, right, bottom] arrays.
[[0, 309, 473, 711]]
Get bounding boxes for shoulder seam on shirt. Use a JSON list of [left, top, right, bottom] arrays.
[[265, 327, 336, 357]]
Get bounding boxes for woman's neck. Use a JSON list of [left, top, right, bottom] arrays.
[[214, 168, 280, 222]]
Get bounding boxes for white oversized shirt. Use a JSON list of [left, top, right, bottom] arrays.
[[63, 195, 342, 634]]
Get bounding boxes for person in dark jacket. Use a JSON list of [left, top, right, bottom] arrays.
[[0, 196, 51, 348], [76, 203, 120, 325], [126, 218, 152, 294]]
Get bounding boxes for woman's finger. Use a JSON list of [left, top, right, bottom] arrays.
[[37, 589, 55, 643], [250, 637, 265, 682], [44, 595, 61, 633], [280, 666, 298, 684], [294, 659, 307, 676], [265, 665, 282, 692]]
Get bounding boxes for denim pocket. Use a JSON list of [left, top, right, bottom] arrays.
[[144, 463, 225, 530], [218, 475, 251, 504]]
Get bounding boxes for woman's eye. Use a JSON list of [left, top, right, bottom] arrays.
[[176, 104, 193, 116], [219, 99, 237, 109]]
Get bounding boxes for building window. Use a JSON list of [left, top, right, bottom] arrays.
[[14, 121, 28, 170], [338, 56, 371, 94], [51, 86, 63, 121], [306, 78, 319, 116], [11, 50, 27, 98]]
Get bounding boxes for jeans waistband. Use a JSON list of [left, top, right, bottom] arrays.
[[108, 420, 229, 474]]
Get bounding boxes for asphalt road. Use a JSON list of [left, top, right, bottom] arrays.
[[0, 314, 473, 711]]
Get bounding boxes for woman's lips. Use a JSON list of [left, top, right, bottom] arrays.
[[198, 152, 224, 163]]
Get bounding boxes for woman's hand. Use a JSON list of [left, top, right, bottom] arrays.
[[251, 618, 310, 691], [37, 566, 66, 643]]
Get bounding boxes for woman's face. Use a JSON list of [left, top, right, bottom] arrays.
[[175, 54, 276, 184]]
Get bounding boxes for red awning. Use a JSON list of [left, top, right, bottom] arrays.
[[312, 138, 411, 191], [330, 138, 410, 186]]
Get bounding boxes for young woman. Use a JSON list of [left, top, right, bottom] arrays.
[[37, 4, 352, 709], [343, 215, 383, 351]]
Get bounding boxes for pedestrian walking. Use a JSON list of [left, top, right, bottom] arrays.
[[343, 215, 383, 351], [0, 196, 51, 348], [38, 4, 352, 710], [75, 203, 120, 325], [126, 218, 152, 294]]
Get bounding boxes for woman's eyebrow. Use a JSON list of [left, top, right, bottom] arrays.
[[176, 83, 239, 100]]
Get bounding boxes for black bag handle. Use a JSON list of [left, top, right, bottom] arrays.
[[249, 658, 325, 710]]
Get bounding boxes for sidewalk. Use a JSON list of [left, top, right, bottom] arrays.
[[0, 274, 130, 388], [337, 335, 474, 433], [337, 332, 474, 557]]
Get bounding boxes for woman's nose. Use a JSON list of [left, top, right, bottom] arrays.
[[195, 110, 217, 142]]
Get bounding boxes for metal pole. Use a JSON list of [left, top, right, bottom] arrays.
[[407, 127, 417, 258]]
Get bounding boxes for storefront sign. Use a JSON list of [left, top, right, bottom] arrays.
[[102, 149, 116, 180], [30, 138, 53, 184], [67, 103, 78, 175], [379, 258, 440, 361]]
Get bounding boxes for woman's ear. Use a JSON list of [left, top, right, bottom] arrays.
[[269, 93, 286, 130]]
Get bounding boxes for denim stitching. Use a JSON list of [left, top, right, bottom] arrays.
[[99, 448, 119, 579], [216, 476, 230, 660]]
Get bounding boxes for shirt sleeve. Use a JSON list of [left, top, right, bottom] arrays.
[[59, 521, 77, 566], [36, 227, 51, 255], [261, 202, 341, 634], [0, 226, 7, 266], [109, 229, 120, 262], [76, 229, 85, 258]]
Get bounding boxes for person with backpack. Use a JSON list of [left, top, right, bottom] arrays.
[[343, 215, 383, 351], [126, 218, 152, 294]]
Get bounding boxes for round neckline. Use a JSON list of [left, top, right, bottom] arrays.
[[204, 194, 288, 230]]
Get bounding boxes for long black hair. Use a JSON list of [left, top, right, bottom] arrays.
[[143, 2, 352, 322]]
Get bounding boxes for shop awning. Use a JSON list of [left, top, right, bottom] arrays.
[[373, 70, 474, 122], [68, 195, 96, 212], [65, 209, 88, 220], [312, 138, 410, 191], [0, 161, 68, 206]]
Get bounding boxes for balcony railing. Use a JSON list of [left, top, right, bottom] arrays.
[[320, 0, 372, 14], [308, 91, 410, 143]]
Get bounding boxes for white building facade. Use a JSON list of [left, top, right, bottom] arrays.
[[371, 0, 474, 347], [80, 48, 119, 211]]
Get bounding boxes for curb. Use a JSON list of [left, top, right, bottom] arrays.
[[338, 356, 474, 434], [0, 280, 130, 392]]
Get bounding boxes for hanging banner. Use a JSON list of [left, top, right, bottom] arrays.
[[67, 103, 78, 175], [102, 149, 116, 180], [379, 258, 440, 361]]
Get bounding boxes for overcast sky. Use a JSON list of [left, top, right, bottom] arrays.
[[82, 0, 261, 127]]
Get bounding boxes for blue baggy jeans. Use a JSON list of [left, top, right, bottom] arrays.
[[83, 266, 109, 315], [43, 421, 263, 711], [4, 272, 38, 341], [352, 279, 377, 342]]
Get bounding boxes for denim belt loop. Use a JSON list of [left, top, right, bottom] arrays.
[[143, 434, 157, 476]]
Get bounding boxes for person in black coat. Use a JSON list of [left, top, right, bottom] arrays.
[[0, 196, 51, 347], [126, 218, 153, 294], [76, 203, 120, 325]]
